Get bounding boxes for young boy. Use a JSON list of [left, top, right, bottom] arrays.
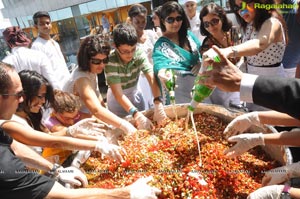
[[105, 23, 167, 130], [43, 90, 105, 167]]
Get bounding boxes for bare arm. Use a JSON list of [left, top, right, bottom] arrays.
[[11, 139, 53, 171], [290, 187, 300, 199], [264, 130, 300, 146], [2, 121, 97, 151], [46, 182, 130, 199], [225, 18, 283, 58], [75, 77, 123, 128], [144, 72, 162, 99], [258, 110, 300, 126]]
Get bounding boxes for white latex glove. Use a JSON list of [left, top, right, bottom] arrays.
[[224, 112, 263, 138], [57, 166, 88, 187], [153, 102, 167, 126], [224, 133, 265, 158], [71, 150, 91, 168], [262, 161, 300, 186], [66, 118, 108, 137], [191, 62, 201, 76], [104, 128, 123, 145], [135, 112, 153, 130], [129, 176, 161, 199], [119, 119, 137, 135], [247, 185, 284, 199], [95, 138, 126, 162]]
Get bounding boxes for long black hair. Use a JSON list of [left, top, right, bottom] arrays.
[[18, 70, 54, 131], [159, 1, 190, 47]]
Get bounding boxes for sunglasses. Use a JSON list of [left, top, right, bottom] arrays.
[[203, 18, 220, 28], [90, 57, 109, 65], [165, 16, 183, 24], [1, 90, 25, 99]]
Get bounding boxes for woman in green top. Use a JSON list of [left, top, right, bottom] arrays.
[[152, 1, 202, 105]]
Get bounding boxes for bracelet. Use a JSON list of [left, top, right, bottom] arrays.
[[128, 107, 138, 117], [46, 163, 61, 178], [231, 46, 238, 58]]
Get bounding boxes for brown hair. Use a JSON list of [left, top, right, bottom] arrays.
[[52, 90, 81, 113]]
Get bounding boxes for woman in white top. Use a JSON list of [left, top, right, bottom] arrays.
[[219, 0, 288, 111], [63, 35, 136, 135]]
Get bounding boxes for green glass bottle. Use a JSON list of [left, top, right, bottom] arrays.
[[188, 49, 221, 112], [165, 69, 176, 104]]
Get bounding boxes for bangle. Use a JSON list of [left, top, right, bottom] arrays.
[[231, 46, 238, 58], [128, 107, 138, 117], [46, 163, 61, 178]]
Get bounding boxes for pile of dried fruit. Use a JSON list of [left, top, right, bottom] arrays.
[[82, 112, 281, 199]]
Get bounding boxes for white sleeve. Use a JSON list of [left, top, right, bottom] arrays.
[[240, 73, 258, 103]]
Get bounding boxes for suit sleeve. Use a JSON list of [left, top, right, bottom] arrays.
[[252, 76, 300, 119]]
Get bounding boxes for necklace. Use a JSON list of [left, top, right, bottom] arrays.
[[210, 32, 230, 48]]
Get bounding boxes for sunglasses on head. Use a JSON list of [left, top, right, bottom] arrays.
[[165, 16, 183, 24], [203, 18, 220, 28], [90, 57, 109, 65]]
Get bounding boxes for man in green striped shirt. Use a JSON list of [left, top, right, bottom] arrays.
[[105, 24, 167, 130]]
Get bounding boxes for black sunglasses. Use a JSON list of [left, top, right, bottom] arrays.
[[203, 18, 220, 28], [90, 58, 109, 65], [1, 90, 25, 99], [165, 16, 183, 24]]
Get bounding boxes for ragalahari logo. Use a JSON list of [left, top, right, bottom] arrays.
[[241, 1, 298, 12]]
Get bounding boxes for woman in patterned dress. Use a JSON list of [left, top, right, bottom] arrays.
[[218, 0, 288, 111]]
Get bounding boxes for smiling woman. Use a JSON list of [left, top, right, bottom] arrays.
[[16, 70, 54, 131]]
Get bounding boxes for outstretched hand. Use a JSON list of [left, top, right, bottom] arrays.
[[199, 45, 243, 92]]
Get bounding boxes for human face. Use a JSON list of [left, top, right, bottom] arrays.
[[35, 17, 52, 38], [29, 84, 47, 113], [235, 0, 255, 23], [152, 13, 160, 27], [0, 70, 24, 120], [163, 12, 183, 34], [116, 44, 137, 64], [55, 110, 80, 126], [202, 14, 222, 36], [89, 54, 108, 74], [185, 2, 197, 18], [131, 14, 147, 34]]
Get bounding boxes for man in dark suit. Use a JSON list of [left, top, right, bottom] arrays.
[[200, 45, 300, 119], [200, 45, 300, 198]]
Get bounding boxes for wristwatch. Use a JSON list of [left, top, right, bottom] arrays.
[[281, 183, 291, 199], [153, 96, 163, 103], [46, 163, 61, 179]]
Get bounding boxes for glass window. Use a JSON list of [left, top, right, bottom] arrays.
[[86, 0, 107, 12]]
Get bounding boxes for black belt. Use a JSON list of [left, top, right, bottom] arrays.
[[248, 62, 281, 68]]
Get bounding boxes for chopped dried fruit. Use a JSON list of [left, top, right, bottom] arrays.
[[82, 112, 281, 198]]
